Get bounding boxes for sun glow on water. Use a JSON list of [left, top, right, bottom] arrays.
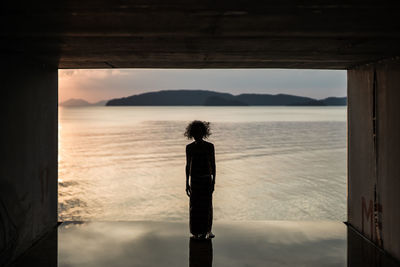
[[58, 106, 346, 222]]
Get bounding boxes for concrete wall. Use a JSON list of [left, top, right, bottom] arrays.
[[348, 58, 400, 260], [376, 59, 400, 259], [0, 57, 58, 265]]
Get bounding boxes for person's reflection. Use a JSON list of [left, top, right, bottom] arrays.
[[189, 237, 213, 267]]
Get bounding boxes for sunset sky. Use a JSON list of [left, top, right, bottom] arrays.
[[58, 69, 347, 103]]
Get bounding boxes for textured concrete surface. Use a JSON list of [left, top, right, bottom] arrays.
[[347, 58, 400, 260], [376, 59, 400, 260], [0, 58, 58, 266], [347, 64, 375, 241], [347, 224, 400, 267], [2, 1, 400, 69]]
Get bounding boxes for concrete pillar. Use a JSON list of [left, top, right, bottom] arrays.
[[0, 57, 58, 265], [348, 58, 400, 260]]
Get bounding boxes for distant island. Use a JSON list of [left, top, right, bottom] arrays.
[[105, 90, 346, 106], [60, 98, 107, 107], [61, 91, 346, 107]]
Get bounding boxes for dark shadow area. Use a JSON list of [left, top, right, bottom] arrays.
[[348, 226, 400, 267], [189, 237, 213, 267], [9, 225, 57, 267]]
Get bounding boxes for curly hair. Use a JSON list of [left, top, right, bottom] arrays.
[[184, 120, 211, 140]]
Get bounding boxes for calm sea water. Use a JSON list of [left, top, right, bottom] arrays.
[[58, 106, 347, 222]]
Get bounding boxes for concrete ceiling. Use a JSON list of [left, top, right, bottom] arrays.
[[2, 1, 400, 69]]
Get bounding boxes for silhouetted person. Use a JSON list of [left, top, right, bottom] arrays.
[[189, 237, 213, 267], [185, 120, 216, 239]]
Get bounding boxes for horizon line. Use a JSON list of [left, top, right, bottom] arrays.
[[59, 88, 347, 104]]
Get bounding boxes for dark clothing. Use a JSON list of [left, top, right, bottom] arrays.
[[186, 140, 215, 236], [190, 174, 213, 235], [187, 141, 214, 176]]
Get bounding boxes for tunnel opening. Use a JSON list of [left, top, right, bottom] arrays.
[[3, 1, 400, 264], [57, 68, 348, 223]]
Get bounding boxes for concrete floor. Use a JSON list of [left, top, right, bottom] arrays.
[[10, 221, 400, 267]]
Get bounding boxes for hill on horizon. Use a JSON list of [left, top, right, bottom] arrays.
[[60, 98, 107, 107], [106, 90, 346, 106]]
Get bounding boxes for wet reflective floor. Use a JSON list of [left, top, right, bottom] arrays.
[[11, 221, 400, 267]]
